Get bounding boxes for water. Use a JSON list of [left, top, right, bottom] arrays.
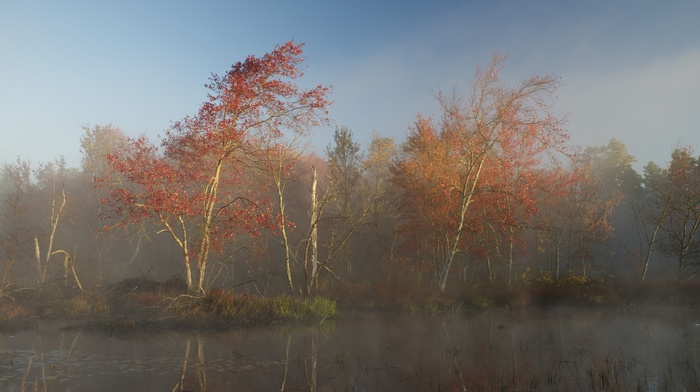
[[1, 307, 699, 391]]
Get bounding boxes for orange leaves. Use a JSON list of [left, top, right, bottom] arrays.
[[391, 54, 570, 290]]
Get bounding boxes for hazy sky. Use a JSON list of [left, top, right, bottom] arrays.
[[1, 1, 698, 172]]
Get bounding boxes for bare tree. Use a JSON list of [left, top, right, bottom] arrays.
[[657, 148, 700, 280], [0, 159, 32, 292]]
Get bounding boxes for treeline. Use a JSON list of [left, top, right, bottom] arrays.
[[1, 42, 698, 297]]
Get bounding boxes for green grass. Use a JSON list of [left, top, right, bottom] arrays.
[[267, 295, 337, 321], [200, 289, 336, 322]]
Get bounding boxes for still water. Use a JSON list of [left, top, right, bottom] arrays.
[[1, 307, 699, 391]]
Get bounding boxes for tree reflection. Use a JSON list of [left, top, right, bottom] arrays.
[[279, 332, 291, 392], [172, 336, 207, 392], [303, 332, 317, 392]]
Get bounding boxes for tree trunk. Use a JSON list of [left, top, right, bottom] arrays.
[[36, 185, 67, 286], [555, 239, 561, 280], [52, 250, 83, 291], [278, 190, 294, 293], [196, 160, 223, 293], [34, 237, 41, 286], [305, 166, 319, 296], [161, 215, 193, 291], [507, 229, 514, 288], [184, 255, 192, 290], [197, 258, 207, 293], [69, 256, 83, 291], [437, 158, 485, 292], [486, 254, 493, 284], [310, 167, 319, 293], [42, 185, 67, 284], [641, 220, 662, 282]]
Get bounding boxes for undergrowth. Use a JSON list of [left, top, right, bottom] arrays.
[[3, 275, 700, 334], [0, 279, 337, 334]]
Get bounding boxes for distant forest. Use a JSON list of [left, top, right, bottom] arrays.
[[1, 42, 698, 296]]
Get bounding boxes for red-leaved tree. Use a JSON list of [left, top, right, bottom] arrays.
[[99, 41, 331, 292]]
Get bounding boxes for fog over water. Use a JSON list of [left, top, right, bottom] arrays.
[[1, 307, 698, 391]]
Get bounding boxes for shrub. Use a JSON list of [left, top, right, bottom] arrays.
[[0, 301, 32, 320], [527, 273, 612, 305], [67, 294, 110, 317], [203, 288, 236, 315], [267, 295, 337, 321]]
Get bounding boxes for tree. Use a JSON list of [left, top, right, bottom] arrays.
[[654, 147, 700, 279], [530, 164, 575, 280], [584, 139, 643, 277], [253, 120, 329, 293], [0, 158, 82, 289], [637, 161, 674, 281], [324, 126, 362, 279], [288, 130, 379, 296], [79, 124, 138, 277], [304, 165, 320, 296], [99, 41, 331, 293], [259, 139, 300, 293], [358, 135, 400, 278], [392, 54, 567, 291], [583, 139, 641, 199], [274, 153, 328, 296], [528, 158, 616, 282], [80, 124, 130, 180], [546, 156, 621, 278], [0, 159, 32, 291], [34, 160, 68, 286]]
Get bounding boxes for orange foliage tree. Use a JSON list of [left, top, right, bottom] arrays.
[[392, 54, 568, 291]]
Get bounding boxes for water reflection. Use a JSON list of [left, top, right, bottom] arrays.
[[0, 307, 699, 391], [172, 337, 207, 392]]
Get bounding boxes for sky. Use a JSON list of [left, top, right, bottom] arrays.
[[1, 0, 699, 173]]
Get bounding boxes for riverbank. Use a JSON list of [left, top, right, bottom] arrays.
[[325, 276, 700, 314], [2, 277, 700, 334], [0, 278, 336, 335]]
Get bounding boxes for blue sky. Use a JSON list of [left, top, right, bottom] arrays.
[[1, 1, 699, 172]]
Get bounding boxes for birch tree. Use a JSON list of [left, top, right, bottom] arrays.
[[393, 54, 568, 291], [99, 41, 330, 293]]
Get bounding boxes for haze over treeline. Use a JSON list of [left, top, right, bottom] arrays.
[[1, 42, 698, 296]]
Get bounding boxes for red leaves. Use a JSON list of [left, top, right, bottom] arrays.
[[173, 41, 331, 163], [95, 42, 331, 290]]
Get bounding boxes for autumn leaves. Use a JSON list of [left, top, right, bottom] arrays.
[[99, 42, 331, 293], [97, 43, 622, 293]]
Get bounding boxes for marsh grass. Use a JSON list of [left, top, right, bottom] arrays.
[[5, 275, 700, 336], [323, 281, 467, 315], [586, 355, 632, 391], [322, 342, 699, 392], [429, 347, 699, 392], [200, 289, 336, 323], [405, 297, 463, 315], [456, 275, 700, 310], [66, 293, 111, 317], [0, 300, 35, 332], [0, 279, 337, 334]]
